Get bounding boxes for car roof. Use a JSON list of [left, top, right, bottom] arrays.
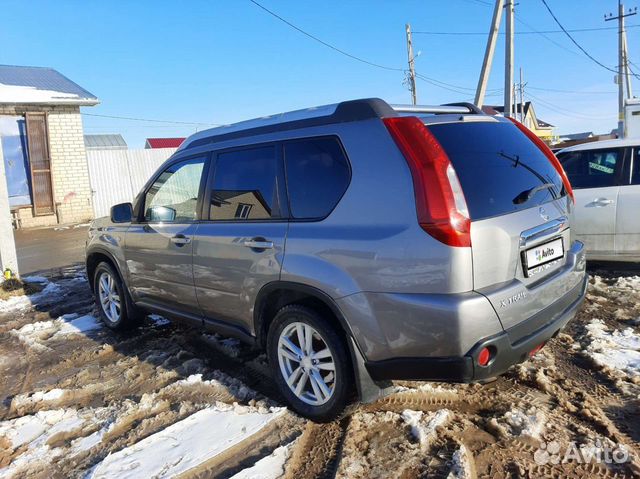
[[177, 98, 484, 152], [557, 137, 640, 154]]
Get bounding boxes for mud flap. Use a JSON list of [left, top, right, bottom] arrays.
[[349, 338, 393, 404]]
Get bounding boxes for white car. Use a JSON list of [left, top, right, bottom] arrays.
[[557, 139, 640, 261]]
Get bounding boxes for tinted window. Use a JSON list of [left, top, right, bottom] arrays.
[[632, 148, 640, 185], [210, 146, 280, 220], [557, 148, 621, 189], [144, 158, 205, 222], [427, 122, 565, 220], [284, 138, 350, 219]]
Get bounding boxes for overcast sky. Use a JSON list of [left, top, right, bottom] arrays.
[[1, 0, 634, 147]]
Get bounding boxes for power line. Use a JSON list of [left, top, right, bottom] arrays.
[[527, 91, 617, 120], [539, 0, 640, 79], [82, 113, 219, 126], [248, 0, 403, 72], [413, 24, 640, 35], [528, 86, 616, 94]]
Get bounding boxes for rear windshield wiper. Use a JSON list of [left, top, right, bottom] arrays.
[[512, 182, 557, 205]]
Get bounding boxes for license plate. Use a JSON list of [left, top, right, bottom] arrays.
[[524, 237, 564, 271]]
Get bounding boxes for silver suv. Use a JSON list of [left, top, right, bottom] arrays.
[[86, 98, 587, 421]]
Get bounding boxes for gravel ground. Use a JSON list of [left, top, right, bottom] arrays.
[[0, 265, 639, 478]]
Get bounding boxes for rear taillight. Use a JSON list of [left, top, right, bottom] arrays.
[[507, 117, 575, 204], [383, 116, 471, 247]]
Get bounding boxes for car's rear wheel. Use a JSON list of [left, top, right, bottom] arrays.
[[267, 304, 352, 421], [93, 262, 141, 330]]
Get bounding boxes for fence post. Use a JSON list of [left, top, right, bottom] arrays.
[[0, 138, 19, 280]]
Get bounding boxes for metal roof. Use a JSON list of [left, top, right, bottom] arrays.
[[0, 65, 99, 106], [84, 134, 127, 150]]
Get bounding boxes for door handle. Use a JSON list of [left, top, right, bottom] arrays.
[[243, 239, 274, 250], [591, 197, 615, 207], [170, 234, 191, 246]]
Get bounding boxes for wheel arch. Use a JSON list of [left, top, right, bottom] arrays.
[[254, 281, 391, 403], [254, 281, 355, 350], [86, 248, 128, 292]]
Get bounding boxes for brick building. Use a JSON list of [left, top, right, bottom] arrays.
[[0, 65, 99, 228]]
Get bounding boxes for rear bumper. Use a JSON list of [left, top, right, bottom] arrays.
[[366, 265, 588, 382]]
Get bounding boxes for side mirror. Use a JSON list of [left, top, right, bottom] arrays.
[[147, 206, 176, 222], [110, 202, 133, 223]]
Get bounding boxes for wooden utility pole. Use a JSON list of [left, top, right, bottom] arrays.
[[0, 139, 19, 280], [475, 0, 504, 107], [504, 0, 515, 118], [623, 31, 633, 99], [606, 2, 637, 137], [406, 23, 417, 105]]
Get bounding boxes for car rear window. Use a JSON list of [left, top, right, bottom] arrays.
[[427, 121, 565, 220]]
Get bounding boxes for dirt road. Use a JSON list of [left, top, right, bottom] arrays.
[[0, 266, 639, 478]]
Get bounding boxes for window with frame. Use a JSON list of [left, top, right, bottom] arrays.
[[209, 146, 280, 221], [632, 148, 640, 185], [143, 157, 205, 222], [284, 137, 350, 219], [557, 148, 621, 189]]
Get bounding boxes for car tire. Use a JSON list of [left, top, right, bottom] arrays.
[[93, 262, 142, 330], [267, 304, 352, 422]]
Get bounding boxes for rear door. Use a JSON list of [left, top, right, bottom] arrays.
[[427, 119, 579, 330], [615, 147, 640, 257], [193, 144, 288, 334], [125, 156, 207, 317], [557, 147, 624, 256]]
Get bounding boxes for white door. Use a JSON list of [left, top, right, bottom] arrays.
[[558, 147, 624, 257], [615, 147, 640, 258]]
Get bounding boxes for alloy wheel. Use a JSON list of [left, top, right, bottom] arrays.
[[98, 271, 121, 324], [277, 321, 336, 406]]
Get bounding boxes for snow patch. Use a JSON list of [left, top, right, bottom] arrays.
[[584, 319, 640, 377], [401, 409, 451, 451], [10, 313, 102, 350], [447, 444, 473, 479], [88, 404, 286, 479], [0, 281, 61, 313], [229, 440, 296, 479], [502, 408, 546, 439], [0, 83, 81, 104], [148, 314, 171, 327]]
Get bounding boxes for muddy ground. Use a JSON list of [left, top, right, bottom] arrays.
[[1, 265, 639, 478]]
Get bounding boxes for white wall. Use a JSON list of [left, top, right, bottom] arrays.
[[87, 147, 177, 218]]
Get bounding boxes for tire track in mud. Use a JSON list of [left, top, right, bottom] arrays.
[[283, 418, 349, 479]]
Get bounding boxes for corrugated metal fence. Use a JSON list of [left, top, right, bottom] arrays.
[[86, 148, 177, 218]]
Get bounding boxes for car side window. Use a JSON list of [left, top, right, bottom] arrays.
[[284, 137, 350, 219], [209, 145, 281, 221], [632, 148, 640, 185], [558, 148, 621, 189], [143, 157, 205, 222]]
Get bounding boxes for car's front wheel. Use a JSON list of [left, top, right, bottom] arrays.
[[93, 262, 141, 330], [267, 305, 352, 421]]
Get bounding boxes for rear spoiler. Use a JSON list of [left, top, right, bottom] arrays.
[[390, 102, 485, 115]]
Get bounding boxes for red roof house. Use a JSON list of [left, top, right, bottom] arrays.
[[144, 137, 185, 149]]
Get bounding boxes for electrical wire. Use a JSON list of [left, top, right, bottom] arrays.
[[413, 24, 640, 35], [82, 113, 219, 126], [539, 0, 640, 79], [247, 0, 404, 72], [527, 86, 616, 94], [526, 92, 617, 120]]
